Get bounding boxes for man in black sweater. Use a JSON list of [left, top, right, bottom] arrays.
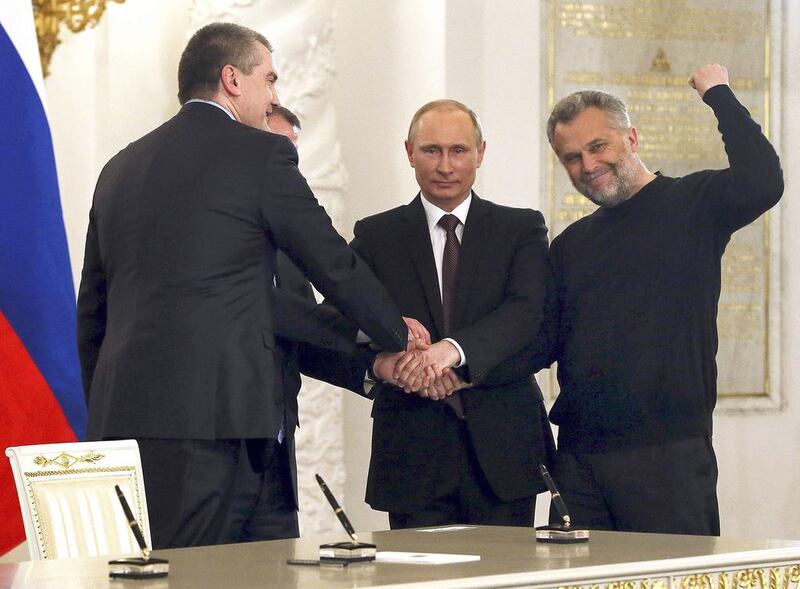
[[545, 64, 783, 535]]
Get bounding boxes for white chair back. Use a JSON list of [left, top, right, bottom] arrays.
[[5, 439, 151, 560]]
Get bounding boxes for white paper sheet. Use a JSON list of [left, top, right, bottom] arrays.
[[376, 551, 481, 565], [416, 525, 478, 533]]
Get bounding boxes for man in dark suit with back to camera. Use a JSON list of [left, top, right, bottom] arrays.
[[354, 99, 555, 529], [545, 64, 783, 535], [77, 23, 414, 549]]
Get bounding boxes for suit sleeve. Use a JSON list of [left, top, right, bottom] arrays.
[[349, 219, 375, 270], [296, 344, 375, 397], [467, 251, 559, 387], [76, 206, 106, 400], [452, 210, 549, 385], [272, 287, 357, 353], [258, 140, 407, 352]]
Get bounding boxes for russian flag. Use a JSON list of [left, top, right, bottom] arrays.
[[0, 2, 88, 555]]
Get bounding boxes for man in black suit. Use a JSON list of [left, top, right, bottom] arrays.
[[224, 105, 383, 542], [76, 23, 412, 549], [352, 100, 554, 529]]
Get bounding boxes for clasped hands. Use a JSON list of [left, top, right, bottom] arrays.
[[371, 318, 469, 400]]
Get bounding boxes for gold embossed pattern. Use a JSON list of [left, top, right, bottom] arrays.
[[557, 567, 800, 589], [31, 451, 105, 470]]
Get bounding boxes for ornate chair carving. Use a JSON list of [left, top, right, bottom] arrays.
[[5, 439, 151, 560]]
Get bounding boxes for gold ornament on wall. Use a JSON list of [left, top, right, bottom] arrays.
[[32, 0, 126, 77], [649, 47, 672, 73]]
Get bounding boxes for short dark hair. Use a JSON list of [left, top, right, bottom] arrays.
[[270, 105, 301, 130], [546, 90, 630, 144], [407, 99, 483, 145], [177, 22, 273, 104]]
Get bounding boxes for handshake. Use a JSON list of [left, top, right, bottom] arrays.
[[371, 318, 470, 400]]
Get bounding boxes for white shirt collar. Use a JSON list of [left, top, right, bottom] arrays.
[[184, 98, 236, 121], [420, 192, 473, 233]]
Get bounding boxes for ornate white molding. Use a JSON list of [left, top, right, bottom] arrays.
[[188, 0, 259, 24], [295, 378, 345, 536]]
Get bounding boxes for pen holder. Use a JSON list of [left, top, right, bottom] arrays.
[[319, 541, 377, 562], [535, 524, 590, 543], [108, 557, 170, 579]]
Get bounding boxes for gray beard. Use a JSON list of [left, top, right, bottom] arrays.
[[574, 153, 640, 208]]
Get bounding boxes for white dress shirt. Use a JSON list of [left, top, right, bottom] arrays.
[[419, 193, 471, 367], [184, 98, 236, 120]]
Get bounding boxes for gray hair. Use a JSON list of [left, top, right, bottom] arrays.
[[546, 90, 631, 144]]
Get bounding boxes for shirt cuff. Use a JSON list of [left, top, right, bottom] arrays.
[[443, 338, 466, 367]]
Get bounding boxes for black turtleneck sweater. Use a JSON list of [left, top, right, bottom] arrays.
[[549, 85, 783, 453]]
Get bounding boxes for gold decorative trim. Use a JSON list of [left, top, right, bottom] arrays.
[[682, 574, 714, 589], [557, 565, 800, 589], [736, 568, 768, 589], [560, 579, 669, 589], [24, 465, 139, 478], [32, 0, 126, 77], [31, 450, 105, 469]]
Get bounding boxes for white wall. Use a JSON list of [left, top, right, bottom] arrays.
[[36, 0, 799, 542], [48, 0, 190, 282]]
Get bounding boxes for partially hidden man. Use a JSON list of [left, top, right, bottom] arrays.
[[352, 99, 555, 528], [77, 23, 411, 549], [222, 104, 382, 543], [546, 64, 783, 535]]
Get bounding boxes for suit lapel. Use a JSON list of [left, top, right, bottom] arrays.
[[401, 195, 447, 338], [455, 194, 492, 329]]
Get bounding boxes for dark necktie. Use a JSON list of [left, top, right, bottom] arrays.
[[437, 214, 464, 418]]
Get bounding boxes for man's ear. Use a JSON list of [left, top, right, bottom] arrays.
[[627, 127, 640, 153], [476, 141, 487, 168], [220, 64, 241, 96], [405, 140, 415, 167]]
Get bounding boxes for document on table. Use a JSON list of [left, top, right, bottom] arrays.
[[416, 525, 477, 533], [376, 551, 480, 565]]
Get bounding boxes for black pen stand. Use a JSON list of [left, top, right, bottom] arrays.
[[319, 541, 377, 562], [108, 557, 170, 579], [535, 524, 590, 543]]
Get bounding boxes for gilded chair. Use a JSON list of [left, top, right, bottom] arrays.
[[5, 439, 151, 560]]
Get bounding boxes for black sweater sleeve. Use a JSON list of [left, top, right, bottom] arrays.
[[702, 84, 783, 232]]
